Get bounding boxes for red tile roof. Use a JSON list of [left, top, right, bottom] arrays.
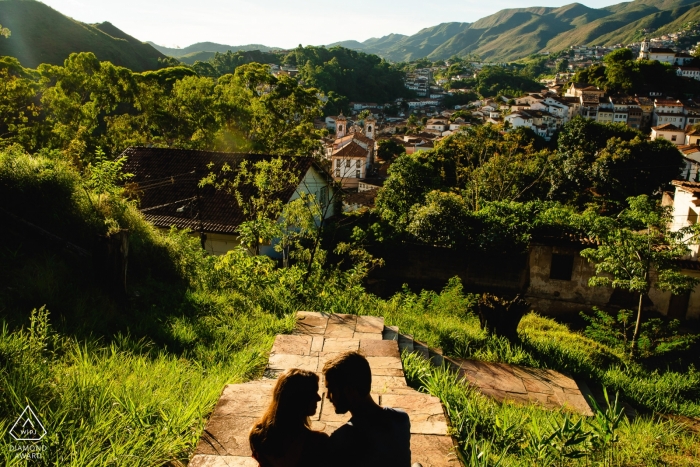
[[332, 141, 369, 159], [121, 147, 317, 235], [652, 123, 683, 131], [672, 180, 700, 195]]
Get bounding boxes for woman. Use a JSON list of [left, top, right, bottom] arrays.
[[249, 368, 329, 467]]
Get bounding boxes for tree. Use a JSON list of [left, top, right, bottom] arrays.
[[201, 157, 299, 255], [556, 59, 569, 73], [551, 117, 683, 210], [377, 139, 405, 162], [216, 63, 323, 155], [0, 24, 10, 38], [580, 196, 700, 355], [407, 190, 473, 248]]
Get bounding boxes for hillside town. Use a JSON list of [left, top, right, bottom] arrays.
[[3, 1, 700, 466], [317, 34, 700, 213]]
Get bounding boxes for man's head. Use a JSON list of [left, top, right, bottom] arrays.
[[322, 351, 372, 414]]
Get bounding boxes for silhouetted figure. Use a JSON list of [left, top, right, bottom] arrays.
[[323, 351, 412, 467], [249, 369, 328, 467]]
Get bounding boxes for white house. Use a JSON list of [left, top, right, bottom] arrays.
[[426, 118, 449, 132], [651, 123, 686, 145], [677, 67, 700, 81]]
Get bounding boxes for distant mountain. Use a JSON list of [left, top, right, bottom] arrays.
[[4, 0, 700, 73], [326, 0, 700, 62], [148, 42, 281, 57], [0, 0, 165, 71]]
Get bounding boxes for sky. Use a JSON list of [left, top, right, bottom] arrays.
[[39, 0, 622, 49]]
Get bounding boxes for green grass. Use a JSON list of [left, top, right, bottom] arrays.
[[402, 353, 700, 466]]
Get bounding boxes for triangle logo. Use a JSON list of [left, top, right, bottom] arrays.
[[9, 405, 47, 441]]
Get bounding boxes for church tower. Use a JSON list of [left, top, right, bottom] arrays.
[[364, 115, 376, 140], [336, 113, 347, 138], [639, 38, 650, 60]]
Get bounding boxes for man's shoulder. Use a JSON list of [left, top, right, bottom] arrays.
[[329, 422, 356, 443], [382, 407, 410, 425]]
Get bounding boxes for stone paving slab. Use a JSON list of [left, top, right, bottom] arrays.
[[270, 334, 312, 356], [190, 454, 259, 467], [294, 311, 329, 335], [360, 339, 401, 358], [410, 434, 461, 466], [268, 354, 319, 373], [449, 357, 593, 416]]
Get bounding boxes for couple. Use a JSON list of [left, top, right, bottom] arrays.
[[249, 351, 420, 467]]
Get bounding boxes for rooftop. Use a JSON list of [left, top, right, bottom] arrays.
[[652, 123, 683, 131], [121, 147, 317, 235]]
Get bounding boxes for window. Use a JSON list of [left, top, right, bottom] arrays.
[[335, 159, 341, 168], [672, 135, 677, 141], [550, 253, 575, 281], [356, 160, 361, 168], [367, 125, 372, 132], [319, 186, 328, 208], [335, 169, 340, 177], [346, 159, 351, 168], [356, 169, 361, 178], [338, 125, 343, 133]]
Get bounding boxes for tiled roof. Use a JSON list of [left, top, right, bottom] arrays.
[[649, 48, 676, 54], [655, 99, 683, 106], [344, 189, 378, 208], [332, 141, 369, 159], [678, 145, 700, 155], [652, 123, 683, 131], [672, 180, 700, 194], [121, 147, 316, 235]]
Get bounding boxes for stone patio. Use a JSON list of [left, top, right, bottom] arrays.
[[190, 312, 460, 467], [446, 358, 594, 416]]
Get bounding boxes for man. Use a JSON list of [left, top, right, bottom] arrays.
[[322, 351, 420, 467]]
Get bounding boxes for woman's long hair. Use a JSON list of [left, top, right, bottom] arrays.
[[250, 369, 319, 458]]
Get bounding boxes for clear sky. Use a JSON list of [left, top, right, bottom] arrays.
[[38, 0, 622, 49]]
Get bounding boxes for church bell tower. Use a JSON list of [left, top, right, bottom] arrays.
[[364, 115, 376, 140], [336, 113, 347, 138]]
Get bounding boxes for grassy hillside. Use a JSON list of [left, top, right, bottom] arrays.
[[1, 147, 699, 466], [0, 0, 165, 71]]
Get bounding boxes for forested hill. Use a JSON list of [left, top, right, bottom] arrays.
[[148, 41, 281, 58], [0, 0, 165, 71], [331, 0, 700, 62]]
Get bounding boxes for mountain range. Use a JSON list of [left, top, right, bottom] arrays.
[[3, 0, 700, 71], [326, 0, 700, 62]]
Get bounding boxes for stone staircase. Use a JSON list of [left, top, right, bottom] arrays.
[[189, 312, 594, 467], [190, 312, 460, 467]]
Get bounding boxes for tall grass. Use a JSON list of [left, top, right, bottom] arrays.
[[402, 353, 700, 467], [1, 148, 699, 465]]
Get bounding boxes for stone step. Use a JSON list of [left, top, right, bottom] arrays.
[[413, 340, 431, 360], [383, 325, 399, 341], [429, 347, 444, 367], [399, 333, 415, 353], [190, 454, 258, 467]]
